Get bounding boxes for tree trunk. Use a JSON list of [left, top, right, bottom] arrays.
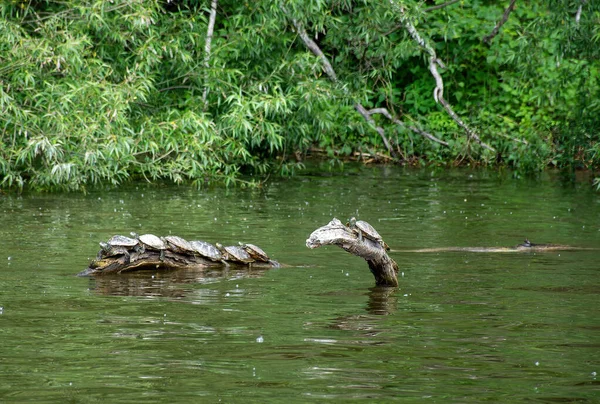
[[306, 218, 399, 287]]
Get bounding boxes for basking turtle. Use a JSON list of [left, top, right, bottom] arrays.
[[107, 235, 139, 249], [348, 217, 390, 250], [97, 235, 139, 262], [216, 243, 254, 264], [189, 240, 223, 262], [518, 239, 532, 248], [163, 235, 194, 255], [239, 242, 270, 262], [98, 242, 130, 263], [131, 232, 167, 260]]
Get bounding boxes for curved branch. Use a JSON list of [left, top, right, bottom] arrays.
[[482, 0, 517, 45], [281, 6, 337, 82], [355, 104, 397, 157], [392, 2, 495, 152], [367, 107, 449, 146], [306, 218, 399, 287], [424, 0, 461, 13]]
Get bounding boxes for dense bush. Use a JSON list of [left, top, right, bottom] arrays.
[[1, 0, 598, 191]]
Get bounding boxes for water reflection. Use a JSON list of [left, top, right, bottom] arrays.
[[88, 267, 270, 297]]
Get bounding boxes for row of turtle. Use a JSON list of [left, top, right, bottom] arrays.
[[98, 233, 273, 265]]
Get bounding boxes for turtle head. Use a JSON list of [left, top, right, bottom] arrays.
[[349, 217, 357, 228]]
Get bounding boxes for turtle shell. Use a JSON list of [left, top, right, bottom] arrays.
[[98, 242, 131, 262], [352, 218, 390, 250], [219, 244, 253, 264], [189, 240, 222, 261], [240, 243, 269, 262], [163, 235, 193, 254], [107, 235, 138, 248], [137, 234, 167, 250], [99, 242, 129, 257], [354, 220, 382, 242]]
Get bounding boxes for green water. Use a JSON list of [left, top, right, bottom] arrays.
[[1, 167, 599, 402]]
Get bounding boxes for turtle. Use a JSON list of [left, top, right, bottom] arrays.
[[131, 232, 168, 260], [97, 235, 139, 262], [107, 235, 139, 249], [348, 217, 390, 250], [189, 240, 223, 262], [239, 242, 270, 262], [162, 235, 194, 255], [216, 243, 254, 264], [519, 239, 532, 248]]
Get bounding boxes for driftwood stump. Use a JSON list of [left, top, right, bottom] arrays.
[[306, 218, 399, 287]]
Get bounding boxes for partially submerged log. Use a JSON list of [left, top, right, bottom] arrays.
[[306, 218, 399, 287], [80, 235, 279, 277], [397, 244, 589, 253]]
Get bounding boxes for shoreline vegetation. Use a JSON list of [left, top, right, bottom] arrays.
[[1, 1, 598, 192]]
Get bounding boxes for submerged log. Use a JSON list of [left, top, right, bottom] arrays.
[[306, 218, 399, 287]]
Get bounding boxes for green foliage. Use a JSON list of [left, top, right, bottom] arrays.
[[1, 0, 599, 191]]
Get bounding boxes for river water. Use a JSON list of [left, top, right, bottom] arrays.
[[0, 166, 598, 402]]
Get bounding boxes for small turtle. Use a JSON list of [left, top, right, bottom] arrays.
[[131, 232, 167, 260], [519, 239, 533, 247], [97, 235, 139, 262], [239, 242, 270, 262], [163, 235, 194, 255], [98, 242, 131, 263], [216, 243, 254, 264], [189, 240, 223, 262], [348, 217, 390, 250]]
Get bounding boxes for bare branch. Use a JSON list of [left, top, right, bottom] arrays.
[[483, 0, 517, 45], [280, 5, 338, 82], [355, 104, 396, 157], [424, 0, 461, 13], [575, 0, 587, 25], [383, 0, 461, 36], [282, 5, 452, 155], [392, 2, 495, 151], [367, 108, 449, 146], [202, 0, 218, 107]]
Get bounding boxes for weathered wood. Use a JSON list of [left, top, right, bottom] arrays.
[[306, 218, 399, 287], [80, 239, 279, 277], [396, 244, 592, 253]]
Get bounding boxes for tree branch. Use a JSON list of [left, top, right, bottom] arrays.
[[383, 0, 461, 36], [281, 6, 453, 155], [281, 5, 337, 82], [367, 107, 449, 146], [202, 0, 218, 107], [575, 0, 587, 25], [306, 218, 399, 287], [355, 104, 396, 157], [393, 2, 495, 152], [424, 0, 461, 13], [482, 0, 517, 45]]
